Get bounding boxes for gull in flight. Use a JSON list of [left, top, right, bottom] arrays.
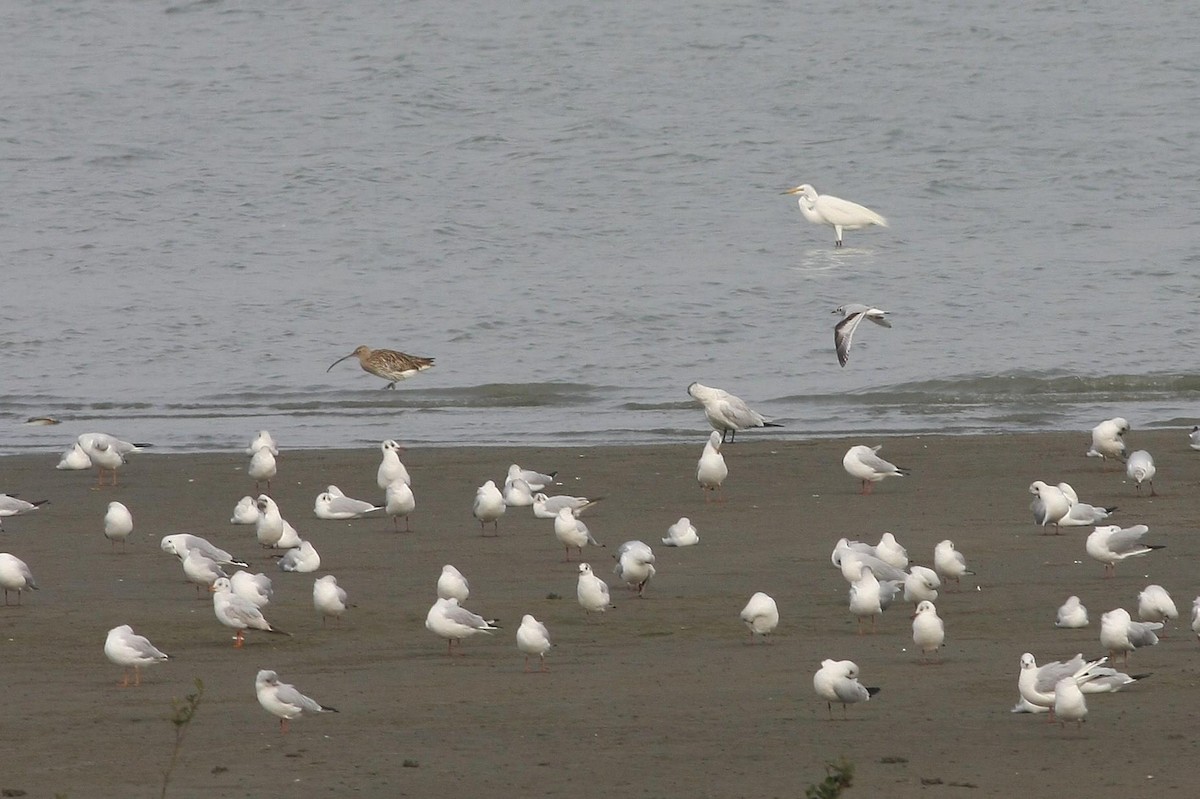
[[104, 625, 169, 687], [911, 600, 945, 663], [783, 184, 888, 247], [425, 597, 500, 655], [517, 615, 553, 673], [813, 659, 880, 719], [661, 517, 699, 547], [687, 382, 781, 443], [255, 670, 337, 734], [740, 591, 779, 644], [833, 304, 891, 367], [1086, 417, 1128, 464], [1100, 608, 1161, 667], [696, 431, 728, 502], [1126, 450, 1156, 496], [842, 445, 907, 495], [1055, 596, 1089, 628], [326, 345, 434, 389], [1086, 525, 1163, 578]]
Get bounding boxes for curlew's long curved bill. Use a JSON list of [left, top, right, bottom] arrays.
[[326, 353, 356, 373]]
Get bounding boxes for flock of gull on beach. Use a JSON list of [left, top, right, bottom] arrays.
[[1, 186, 1195, 733]]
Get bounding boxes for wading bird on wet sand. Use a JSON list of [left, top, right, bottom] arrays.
[[326, 345, 435, 389]]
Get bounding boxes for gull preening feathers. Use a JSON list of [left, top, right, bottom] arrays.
[[230, 496, 260, 525], [783, 184, 888, 247], [1126, 450, 1156, 496], [613, 540, 656, 596], [1136, 584, 1177, 630], [904, 566, 940, 605], [1100, 608, 1161, 667], [833, 304, 891, 367], [1055, 482, 1117, 527], [255, 670, 337, 734], [1087, 417, 1129, 464], [813, 659, 880, 719], [687, 382, 781, 443], [437, 565, 470, 602], [279, 541, 321, 573], [1086, 525, 1163, 578], [739, 591, 779, 643], [842, 445, 907, 495], [696, 431, 728, 501]]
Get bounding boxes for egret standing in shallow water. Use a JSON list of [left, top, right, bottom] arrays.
[[326, 345, 435, 389], [782, 184, 888, 247]]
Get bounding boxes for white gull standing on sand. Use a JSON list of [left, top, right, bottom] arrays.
[[376, 440, 410, 488], [1029, 481, 1071, 533], [554, 507, 604, 562], [1086, 525, 1163, 578], [911, 600, 945, 663], [473, 480, 505, 535], [102, 501, 133, 551], [313, 575, 350, 624], [425, 597, 499, 655], [1100, 608, 1161, 667], [1136, 584, 1177, 630], [255, 670, 337, 734], [436, 565, 469, 602], [813, 659, 880, 719], [613, 540, 656, 596], [576, 563, 614, 614], [1126, 450, 1156, 496], [211, 577, 289, 648], [687, 382, 781, 443], [1086, 417, 1128, 463], [740, 592, 779, 643], [516, 615, 553, 673], [696, 431, 728, 501], [842, 445, 906, 495], [104, 625, 170, 687]]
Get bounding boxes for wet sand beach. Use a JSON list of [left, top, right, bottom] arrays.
[[1, 429, 1198, 798]]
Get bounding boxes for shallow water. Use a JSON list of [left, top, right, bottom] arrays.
[[4, 0, 1198, 453]]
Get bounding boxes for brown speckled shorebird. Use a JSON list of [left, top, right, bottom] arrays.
[[326, 345, 435, 389]]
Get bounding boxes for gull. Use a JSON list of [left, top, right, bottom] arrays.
[[104, 625, 170, 687], [813, 659, 880, 719], [1100, 608, 1161, 667], [1055, 482, 1116, 527], [103, 501, 133, 551], [279, 540, 321, 573], [842, 445, 906, 495], [503, 478, 535, 508], [783, 184, 888, 247], [0, 553, 37, 605], [933, 540, 973, 590], [833, 304, 891, 367], [254, 496, 302, 549], [517, 615, 553, 673], [385, 480, 416, 531], [1053, 677, 1087, 730], [697, 431, 728, 501], [56, 442, 92, 470], [1012, 654, 1146, 716], [230, 570, 273, 608], [874, 532, 909, 570], [1126, 450, 1156, 496], [247, 446, 277, 494], [1055, 596, 1089, 628], [1086, 417, 1128, 464], [182, 549, 227, 594], [314, 488, 382, 520], [473, 480, 505, 535], [211, 577, 290, 647], [160, 534, 248, 568], [507, 464, 556, 493], [613, 540, 656, 596], [912, 600, 945, 663], [313, 575, 350, 625], [904, 566, 940, 605], [1190, 426, 1200, 451], [0, 495, 48, 531], [533, 493, 603, 519], [848, 565, 883, 634], [376, 440, 411, 488], [830, 542, 906, 583], [436, 565, 469, 602], [326, 345, 434, 389], [425, 597, 499, 655], [245, 430, 279, 456], [1086, 525, 1163, 578], [739, 591, 779, 643], [255, 670, 337, 734], [1137, 584, 1178, 631], [1192, 597, 1200, 641], [229, 496, 260, 525], [662, 516, 699, 547], [576, 563, 614, 614], [1029, 481, 1071, 534], [78, 435, 137, 488], [687, 382, 781, 443], [554, 507, 604, 562]]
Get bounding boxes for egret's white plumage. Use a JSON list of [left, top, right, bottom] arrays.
[[783, 183, 888, 247]]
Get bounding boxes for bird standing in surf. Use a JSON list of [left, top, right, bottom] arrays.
[[326, 345, 435, 389]]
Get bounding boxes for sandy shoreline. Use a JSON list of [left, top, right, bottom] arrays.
[[1, 429, 1198, 798]]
